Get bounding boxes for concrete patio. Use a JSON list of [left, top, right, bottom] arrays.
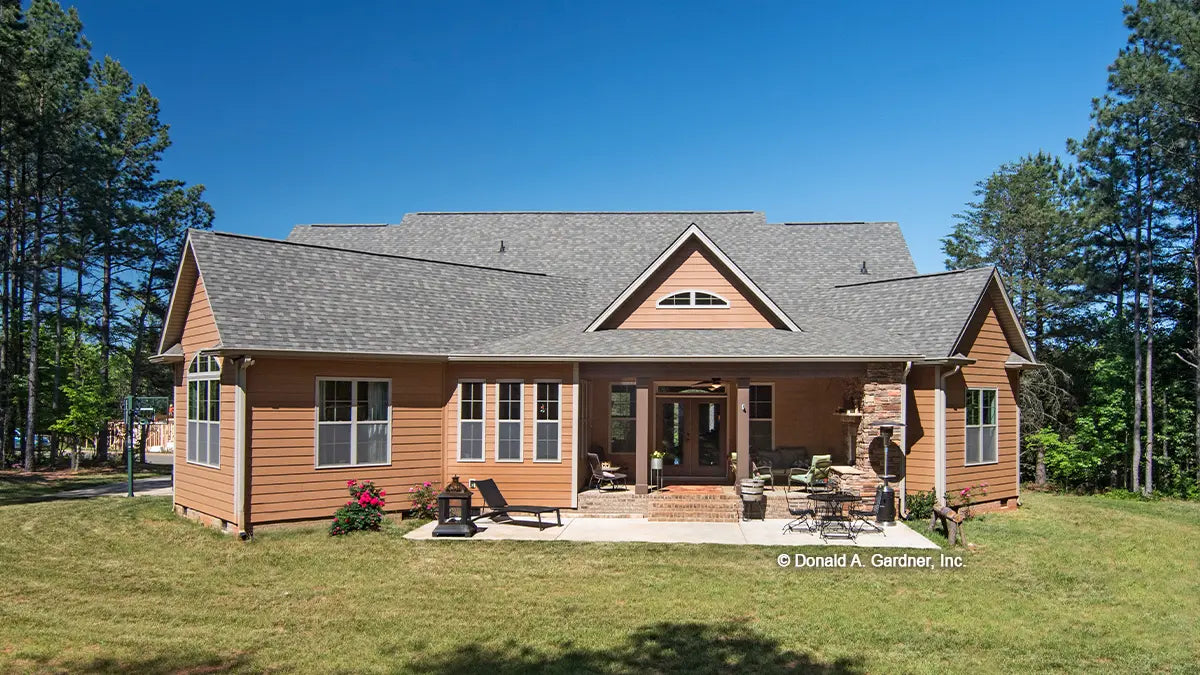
[[404, 516, 940, 548]]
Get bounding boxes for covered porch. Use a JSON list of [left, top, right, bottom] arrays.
[[578, 361, 908, 498]]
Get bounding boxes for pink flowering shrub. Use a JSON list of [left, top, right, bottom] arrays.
[[408, 480, 437, 520], [329, 479, 387, 536], [951, 482, 989, 520]]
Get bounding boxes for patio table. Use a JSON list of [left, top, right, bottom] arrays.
[[809, 492, 859, 541]]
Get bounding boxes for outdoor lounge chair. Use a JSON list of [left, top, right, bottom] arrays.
[[787, 454, 832, 492], [587, 452, 627, 491], [471, 479, 562, 527]]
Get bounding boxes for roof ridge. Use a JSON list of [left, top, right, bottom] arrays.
[[301, 223, 391, 228], [833, 266, 995, 288], [410, 210, 760, 215], [772, 221, 898, 226], [190, 229, 557, 278]]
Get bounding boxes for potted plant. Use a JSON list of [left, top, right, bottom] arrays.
[[651, 450, 665, 471]]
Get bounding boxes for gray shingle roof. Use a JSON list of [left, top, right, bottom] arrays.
[[158, 212, 1013, 361], [287, 213, 920, 320], [816, 267, 998, 358], [186, 230, 591, 354], [462, 317, 921, 359]]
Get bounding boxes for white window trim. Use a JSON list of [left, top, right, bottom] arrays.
[[185, 353, 221, 469], [654, 289, 731, 309], [534, 380, 563, 463], [313, 377, 393, 469], [457, 380, 487, 462], [964, 387, 999, 467], [609, 381, 637, 455], [494, 380, 524, 463], [749, 382, 775, 452]]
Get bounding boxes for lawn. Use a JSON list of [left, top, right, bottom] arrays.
[[0, 465, 170, 506], [0, 492, 1197, 674]]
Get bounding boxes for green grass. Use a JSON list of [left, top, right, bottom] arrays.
[[0, 466, 170, 506], [0, 492, 1197, 674]]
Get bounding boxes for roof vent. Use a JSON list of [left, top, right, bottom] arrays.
[[499, 239, 506, 253], [860, 261, 869, 274]]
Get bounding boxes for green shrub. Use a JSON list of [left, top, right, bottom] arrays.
[[906, 489, 936, 521], [330, 479, 386, 536]]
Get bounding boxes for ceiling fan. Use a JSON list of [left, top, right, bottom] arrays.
[[689, 378, 723, 392]]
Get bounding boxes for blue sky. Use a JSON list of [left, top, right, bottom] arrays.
[[73, 1, 1127, 272]]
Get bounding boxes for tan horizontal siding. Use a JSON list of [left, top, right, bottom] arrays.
[[246, 359, 446, 526], [446, 363, 576, 508], [905, 367, 936, 493], [606, 241, 780, 329], [173, 274, 235, 524], [944, 296, 1019, 503]]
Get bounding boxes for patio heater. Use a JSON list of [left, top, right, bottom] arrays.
[[433, 475, 477, 537], [869, 420, 905, 526]]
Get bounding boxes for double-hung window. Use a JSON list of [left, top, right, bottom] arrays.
[[535, 382, 561, 462], [496, 382, 523, 461], [965, 388, 998, 465], [458, 381, 485, 461], [749, 384, 774, 453], [609, 384, 636, 454], [186, 353, 220, 467], [316, 379, 390, 467]]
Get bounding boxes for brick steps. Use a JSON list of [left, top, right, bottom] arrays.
[[578, 488, 825, 522], [647, 493, 740, 522]]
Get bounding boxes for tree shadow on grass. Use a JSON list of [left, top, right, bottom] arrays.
[[13, 650, 251, 674], [409, 621, 864, 674]]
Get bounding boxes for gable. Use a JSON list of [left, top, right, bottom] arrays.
[[181, 273, 221, 354], [587, 224, 800, 332], [953, 273, 1035, 363], [156, 238, 222, 358], [600, 239, 783, 329]]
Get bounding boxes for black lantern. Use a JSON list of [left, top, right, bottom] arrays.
[[433, 475, 477, 537]]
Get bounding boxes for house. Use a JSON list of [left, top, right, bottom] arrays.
[[151, 211, 1037, 534]]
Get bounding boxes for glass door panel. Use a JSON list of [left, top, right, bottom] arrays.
[[696, 402, 722, 467], [660, 401, 685, 471]]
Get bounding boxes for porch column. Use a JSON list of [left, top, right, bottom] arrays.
[[736, 378, 750, 481], [635, 377, 651, 494]]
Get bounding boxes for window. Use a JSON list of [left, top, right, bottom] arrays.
[[458, 381, 485, 461], [749, 384, 773, 453], [316, 379, 390, 467], [965, 388, 998, 465], [186, 353, 220, 467], [535, 382, 561, 461], [609, 384, 636, 454], [496, 382, 523, 461], [655, 290, 730, 308]]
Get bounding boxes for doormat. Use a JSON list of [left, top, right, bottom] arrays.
[[662, 485, 726, 495]]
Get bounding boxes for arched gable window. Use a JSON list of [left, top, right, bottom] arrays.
[[187, 353, 220, 468], [655, 290, 730, 308]]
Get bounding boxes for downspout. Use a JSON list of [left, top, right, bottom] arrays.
[[234, 357, 255, 539], [899, 361, 912, 515], [935, 364, 962, 506], [571, 363, 580, 509]]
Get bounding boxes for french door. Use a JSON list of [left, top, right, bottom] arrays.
[[659, 398, 727, 477]]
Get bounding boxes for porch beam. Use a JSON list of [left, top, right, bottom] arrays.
[[578, 362, 869, 381], [736, 378, 750, 482], [635, 377, 651, 494]]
